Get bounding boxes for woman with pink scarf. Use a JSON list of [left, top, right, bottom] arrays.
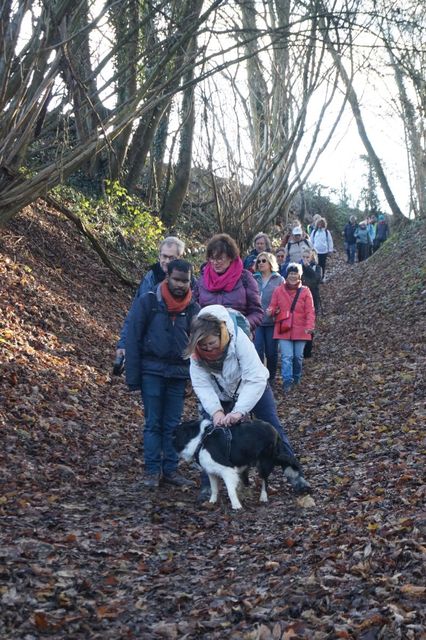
[[193, 233, 263, 332]]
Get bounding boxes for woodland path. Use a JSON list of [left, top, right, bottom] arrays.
[[1, 209, 425, 639]]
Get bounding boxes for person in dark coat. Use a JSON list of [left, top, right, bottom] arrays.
[[300, 247, 322, 314], [374, 214, 389, 250], [116, 236, 186, 359], [343, 216, 358, 264], [243, 233, 272, 272], [125, 259, 200, 488]]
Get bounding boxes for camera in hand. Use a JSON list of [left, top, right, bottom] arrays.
[[113, 354, 125, 376]]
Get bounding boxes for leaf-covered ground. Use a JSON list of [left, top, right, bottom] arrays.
[[1, 205, 425, 639]]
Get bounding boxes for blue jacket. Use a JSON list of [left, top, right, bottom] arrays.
[[355, 226, 370, 245], [243, 249, 258, 271], [376, 220, 389, 241], [125, 285, 200, 389], [118, 263, 196, 348], [344, 222, 357, 244], [117, 263, 165, 349]]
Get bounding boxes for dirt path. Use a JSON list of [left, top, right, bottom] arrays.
[[1, 211, 425, 639]]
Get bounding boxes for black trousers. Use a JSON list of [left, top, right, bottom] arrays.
[[317, 253, 327, 276]]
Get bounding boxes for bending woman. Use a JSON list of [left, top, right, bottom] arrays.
[[185, 304, 311, 500]]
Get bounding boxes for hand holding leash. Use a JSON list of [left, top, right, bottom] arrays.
[[222, 412, 243, 426], [212, 410, 226, 426]]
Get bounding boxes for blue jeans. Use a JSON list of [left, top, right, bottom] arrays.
[[279, 340, 306, 386], [141, 374, 186, 475], [199, 383, 295, 488], [254, 325, 279, 381], [252, 384, 295, 457], [346, 242, 356, 264]]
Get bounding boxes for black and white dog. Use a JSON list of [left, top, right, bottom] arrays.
[[173, 418, 309, 510]]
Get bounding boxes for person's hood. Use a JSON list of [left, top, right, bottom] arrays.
[[197, 304, 236, 336]]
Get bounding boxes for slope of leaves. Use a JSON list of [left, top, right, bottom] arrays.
[[1, 207, 425, 639]]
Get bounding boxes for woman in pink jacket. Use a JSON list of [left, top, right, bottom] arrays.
[[267, 263, 315, 392]]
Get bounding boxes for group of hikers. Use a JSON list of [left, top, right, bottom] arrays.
[[343, 213, 389, 264], [117, 212, 387, 498]]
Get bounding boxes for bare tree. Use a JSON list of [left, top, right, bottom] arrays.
[[318, 0, 406, 223], [195, 0, 349, 246], [0, 0, 224, 226], [376, 0, 425, 219]]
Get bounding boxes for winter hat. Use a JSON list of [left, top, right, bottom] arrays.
[[285, 262, 303, 276]]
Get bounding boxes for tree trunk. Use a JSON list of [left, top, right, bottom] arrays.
[[160, 42, 197, 227], [320, 10, 406, 223]]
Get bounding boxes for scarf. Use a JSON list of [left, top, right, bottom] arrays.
[[160, 280, 192, 314], [203, 258, 244, 292], [193, 322, 230, 372], [285, 281, 300, 291]]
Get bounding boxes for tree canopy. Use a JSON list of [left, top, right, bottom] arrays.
[[0, 0, 424, 232]]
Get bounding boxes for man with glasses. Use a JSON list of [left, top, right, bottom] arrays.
[[116, 237, 185, 360]]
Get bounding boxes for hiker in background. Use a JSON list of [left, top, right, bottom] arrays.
[[116, 236, 186, 360], [374, 214, 389, 250], [279, 223, 293, 251], [355, 221, 371, 262], [193, 233, 263, 334], [243, 232, 272, 272], [275, 247, 287, 276], [307, 214, 322, 236], [300, 248, 321, 359], [309, 217, 334, 279], [186, 305, 312, 501], [367, 216, 377, 256], [343, 216, 358, 264], [301, 247, 322, 315], [267, 263, 315, 392], [125, 259, 199, 488], [284, 225, 312, 266], [253, 252, 284, 386]]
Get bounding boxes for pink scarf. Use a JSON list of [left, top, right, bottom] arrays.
[[203, 257, 244, 292]]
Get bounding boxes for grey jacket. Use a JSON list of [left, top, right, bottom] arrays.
[[253, 272, 284, 326]]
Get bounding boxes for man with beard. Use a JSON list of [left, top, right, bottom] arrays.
[[125, 260, 200, 488]]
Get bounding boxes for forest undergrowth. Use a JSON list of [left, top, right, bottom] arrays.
[[0, 204, 425, 639]]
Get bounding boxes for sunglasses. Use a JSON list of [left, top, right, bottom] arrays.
[[257, 258, 269, 264]]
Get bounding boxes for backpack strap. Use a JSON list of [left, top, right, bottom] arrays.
[[241, 269, 250, 288]]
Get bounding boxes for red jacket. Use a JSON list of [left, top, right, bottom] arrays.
[[268, 284, 315, 341]]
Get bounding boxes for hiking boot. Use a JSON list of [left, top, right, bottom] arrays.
[[283, 382, 293, 393], [143, 473, 160, 488], [162, 472, 195, 487]]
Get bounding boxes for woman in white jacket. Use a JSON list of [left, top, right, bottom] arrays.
[[309, 217, 334, 279], [186, 305, 311, 499]]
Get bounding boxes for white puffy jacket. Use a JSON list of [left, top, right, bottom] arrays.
[[189, 305, 269, 417]]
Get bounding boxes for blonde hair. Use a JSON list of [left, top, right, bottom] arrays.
[[184, 314, 227, 358], [255, 251, 279, 273], [310, 248, 319, 263]]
